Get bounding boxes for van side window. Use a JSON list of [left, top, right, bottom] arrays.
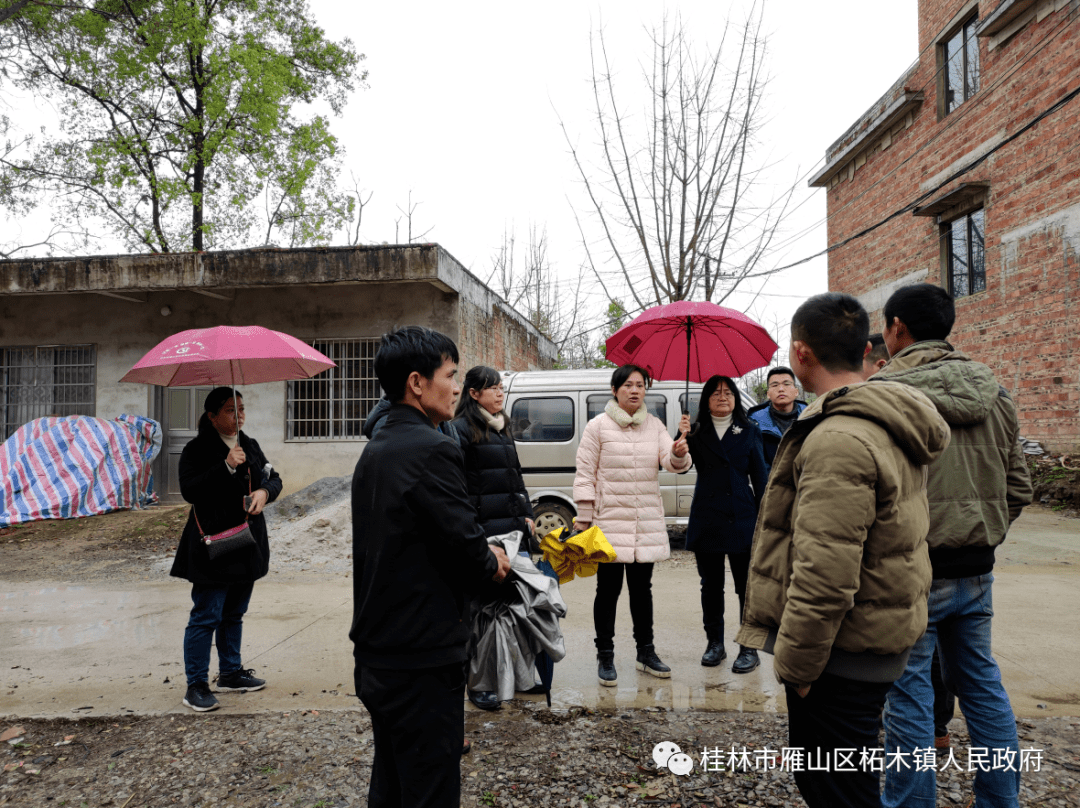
[[586, 393, 667, 424], [680, 392, 701, 418], [510, 397, 574, 442]]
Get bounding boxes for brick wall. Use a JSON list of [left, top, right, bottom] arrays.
[[457, 296, 553, 375], [822, 0, 1080, 452]]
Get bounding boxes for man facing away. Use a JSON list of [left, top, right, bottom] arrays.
[[350, 326, 511, 808], [877, 283, 1032, 808], [747, 366, 807, 468], [737, 292, 950, 808]]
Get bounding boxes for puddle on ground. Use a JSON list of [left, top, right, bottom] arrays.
[[463, 680, 782, 717]]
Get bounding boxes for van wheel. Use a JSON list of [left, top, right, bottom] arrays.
[[533, 502, 574, 538]]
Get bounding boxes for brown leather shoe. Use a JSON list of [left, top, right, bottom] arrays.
[[934, 733, 950, 750]]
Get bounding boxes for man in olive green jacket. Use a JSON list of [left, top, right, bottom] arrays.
[[736, 293, 950, 808], [877, 283, 1032, 808]]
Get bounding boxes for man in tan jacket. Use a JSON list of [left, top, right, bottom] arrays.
[[737, 292, 950, 808]]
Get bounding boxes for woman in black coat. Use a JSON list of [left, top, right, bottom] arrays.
[[451, 365, 535, 711], [686, 375, 768, 675], [170, 387, 282, 712]]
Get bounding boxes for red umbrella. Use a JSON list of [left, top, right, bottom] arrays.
[[605, 301, 778, 411], [120, 325, 335, 388]]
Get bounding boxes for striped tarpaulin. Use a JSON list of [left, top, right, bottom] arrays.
[[0, 415, 161, 528]]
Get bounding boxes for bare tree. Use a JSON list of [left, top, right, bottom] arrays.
[[394, 190, 434, 243], [345, 174, 373, 246], [484, 222, 593, 366], [560, 6, 794, 309]]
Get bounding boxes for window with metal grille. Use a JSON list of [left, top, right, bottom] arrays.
[[946, 208, 986, 299], [1, 344, 96, 439], [286, 338, 381, 440], [942, 15, 980, 116]]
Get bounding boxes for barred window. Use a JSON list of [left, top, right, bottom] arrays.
[[1, 344, 96, 439], [286, 338, 381, 440]]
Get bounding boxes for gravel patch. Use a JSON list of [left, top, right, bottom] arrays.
[[2, 709, 1077, 807]]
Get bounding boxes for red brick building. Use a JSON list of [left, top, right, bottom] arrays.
[[811, 0, 1080, 452]]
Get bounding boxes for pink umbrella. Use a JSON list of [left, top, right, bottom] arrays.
[[605, 300, 778, 411], [120, 325, 335, 388]]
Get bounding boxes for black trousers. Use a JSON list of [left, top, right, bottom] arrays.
[[358, 663, 465, 808], [694, 550, 750, 642], [931, 646, 957, 737], [786, 672, 893, 808], [593, 562, 654, 651]]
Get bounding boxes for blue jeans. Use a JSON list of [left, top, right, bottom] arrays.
[[882, 574, 1020, 808], [183, 582, 254, 687]]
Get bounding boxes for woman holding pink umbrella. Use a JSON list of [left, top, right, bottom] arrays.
[[170, 387, 282, 712]]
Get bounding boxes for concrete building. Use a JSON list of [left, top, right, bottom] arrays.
[[0, 244, 557, 498], [810, 0, 1080, 452]]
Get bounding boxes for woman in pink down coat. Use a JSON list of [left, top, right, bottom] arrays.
[[573, 364, 691, 687]]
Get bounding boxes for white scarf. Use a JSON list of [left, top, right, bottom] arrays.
[[710, 413, 733, 438], [218, 431, 238, 450], [605, 398, 648, 428], [480, 408, 506, 432]]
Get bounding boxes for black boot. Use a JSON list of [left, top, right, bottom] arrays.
[[597, 650, 617, 687], [701, 639, 727, 667], [467, 690, 501, 710], [635, 644, 671, 678], [731, 646, 760, 674]]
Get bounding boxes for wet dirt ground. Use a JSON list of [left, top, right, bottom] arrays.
[[2, 504, 1079, 806]]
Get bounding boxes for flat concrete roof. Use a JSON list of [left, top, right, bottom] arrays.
[[0, 243, 556, 353]]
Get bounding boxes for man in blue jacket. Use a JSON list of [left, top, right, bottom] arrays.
[[747, 367, 807, 468], [351, 326, 510, 808]]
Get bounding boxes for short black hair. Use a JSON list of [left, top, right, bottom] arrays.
[[610, 364, 652, 394], [696, 375, 749, 427], [767, 366, 796, 385], [883, 283, 955, 342], [866, 333, 890, 365], [791, 292, 870, 372], [374, 326, 459, 403]]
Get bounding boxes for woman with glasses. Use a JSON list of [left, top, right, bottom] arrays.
[[686, 375, 768, 675], [451, 365, 536, 711]]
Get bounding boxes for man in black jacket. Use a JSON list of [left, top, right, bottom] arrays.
[[351, 326, 510, 808]]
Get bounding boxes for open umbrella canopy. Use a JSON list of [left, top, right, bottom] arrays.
[[605, 300, 778, 383], [120, 325, 335, 387]]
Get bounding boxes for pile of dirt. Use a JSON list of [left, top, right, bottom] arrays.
[[1028, 456, 1080, 515], [262, 475, 353, 573]]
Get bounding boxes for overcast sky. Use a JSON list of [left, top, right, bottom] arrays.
[[309, 0, 919, 344], [2, 0, 920, 350]]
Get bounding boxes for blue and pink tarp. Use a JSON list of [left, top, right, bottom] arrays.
[[0, 415, 161, 527]]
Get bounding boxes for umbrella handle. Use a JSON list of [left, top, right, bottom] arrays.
[[559, 527, 583, 544]]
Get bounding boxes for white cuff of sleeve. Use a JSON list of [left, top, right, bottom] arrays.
[[225, 461, 236, 475]]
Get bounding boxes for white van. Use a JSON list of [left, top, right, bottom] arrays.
[[503, 369, 754, 537]]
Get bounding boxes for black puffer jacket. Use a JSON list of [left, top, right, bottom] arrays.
[[451, 417, 536, 552], [170, 424, 282, 586]]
